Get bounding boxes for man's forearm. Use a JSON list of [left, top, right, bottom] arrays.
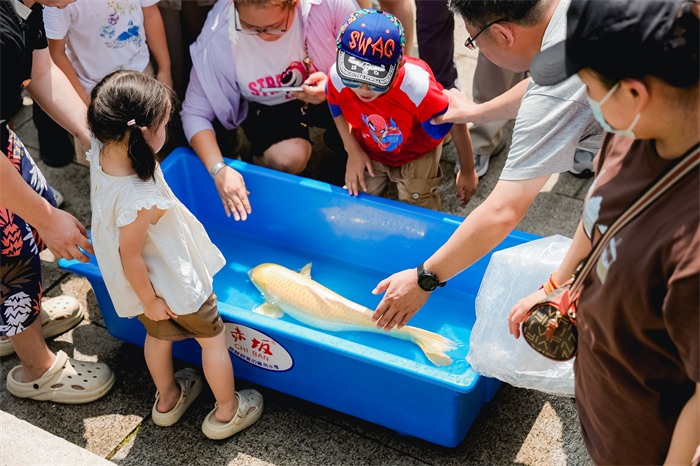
[[424, 175, 548, 280], [27, 48, 90, 144], [425, 197, 521, 281], [49, 39, 89, 103], [477, 78, 531, 124]]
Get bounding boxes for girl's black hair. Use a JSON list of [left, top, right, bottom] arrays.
[[88, 70, 175, 181]]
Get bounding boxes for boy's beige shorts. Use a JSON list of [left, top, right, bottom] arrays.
[[364, 144, 443, 211]]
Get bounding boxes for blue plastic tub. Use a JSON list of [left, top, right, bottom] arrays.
[[60, 148, 538, 447]]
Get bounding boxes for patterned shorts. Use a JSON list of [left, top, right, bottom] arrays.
[[0, 129, 56, 337]]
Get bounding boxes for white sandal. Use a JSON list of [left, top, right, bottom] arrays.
[[152, 368, 203, 427], [201, 389, 264, 440], [0, 296, 84, 357], [6, 350, 115, 404]]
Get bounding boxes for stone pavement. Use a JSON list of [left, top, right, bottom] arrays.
[[1, 15, 594, 466]]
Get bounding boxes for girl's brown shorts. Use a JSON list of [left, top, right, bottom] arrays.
[[138, 293, 224, 341]]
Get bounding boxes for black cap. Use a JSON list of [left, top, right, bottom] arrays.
[[531, 0, 696, 86]]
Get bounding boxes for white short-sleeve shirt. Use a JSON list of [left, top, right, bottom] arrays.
[[43, 0, 159, 93], [230, 4, 307, 106], [499, 0, 604, 181], [87, 138, 225, 318]]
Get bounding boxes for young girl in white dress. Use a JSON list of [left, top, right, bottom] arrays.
[[86, 69, 262, 439]]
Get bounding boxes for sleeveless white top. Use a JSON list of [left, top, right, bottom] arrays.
[[87, 138, 225, 318]]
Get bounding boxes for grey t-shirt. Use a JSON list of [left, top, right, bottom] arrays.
[[500, 0, 604, 181]]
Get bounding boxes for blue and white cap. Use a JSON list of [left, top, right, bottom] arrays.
[[336, 9, 406, 91]]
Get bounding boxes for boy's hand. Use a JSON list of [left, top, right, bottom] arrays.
[[143, 297, 178, 322], [345, 149, 374, 196], [214, 166, 251, 221], [507, 288, 547, 339], [455, 168, 478, 206], [291, 72, 327, 105]]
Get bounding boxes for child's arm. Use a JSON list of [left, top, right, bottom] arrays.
[[450, 122, 478, 206], [48, 38, 89, 104], [142, 5, 172, 90], [333, 113, 375, 196], [119, 206, 177, 321]]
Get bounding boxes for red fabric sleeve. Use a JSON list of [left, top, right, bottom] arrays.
[[416, 64, 449, 124]]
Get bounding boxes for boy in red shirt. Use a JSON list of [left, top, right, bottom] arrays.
[[327, 9, 477, 210]]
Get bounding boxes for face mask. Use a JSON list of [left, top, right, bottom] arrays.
[[587, 82, 641, 139]]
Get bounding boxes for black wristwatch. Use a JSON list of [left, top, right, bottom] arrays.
[[416, 262, 446, 292]]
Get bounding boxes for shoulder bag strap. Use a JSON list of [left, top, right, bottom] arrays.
[[569, 145, 700, 299]]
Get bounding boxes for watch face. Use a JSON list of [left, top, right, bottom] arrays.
[[417, 273, 439, 291]]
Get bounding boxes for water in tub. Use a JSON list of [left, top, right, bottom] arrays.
[[206, 225, 475, 379]]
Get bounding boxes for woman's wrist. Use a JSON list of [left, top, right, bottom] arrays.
[[209, 161, 227, 180], [542, 271, 562, 294]]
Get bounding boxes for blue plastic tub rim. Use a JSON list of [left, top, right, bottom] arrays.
[[60, 148, 539, 394]]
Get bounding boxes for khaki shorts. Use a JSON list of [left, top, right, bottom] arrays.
[[364, 144, 443, 211], [138, 293, 224, 341]]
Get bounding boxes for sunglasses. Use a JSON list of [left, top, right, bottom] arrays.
[[341, 77, 387, 93]]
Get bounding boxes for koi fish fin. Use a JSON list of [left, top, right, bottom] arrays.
[[305, 286, 374, 316], [398, 326, 457, 367], [254, 303, 285, 319], [305, 286, 331, 306], [300, 262, 312, 278]]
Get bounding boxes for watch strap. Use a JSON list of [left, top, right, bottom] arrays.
[[417, 262, 445, 291]]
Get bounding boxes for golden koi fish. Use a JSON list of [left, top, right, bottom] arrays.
[[249, 263, 457, 366]]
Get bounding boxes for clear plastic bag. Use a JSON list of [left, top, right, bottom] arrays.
[[467, 235, 575, 396]]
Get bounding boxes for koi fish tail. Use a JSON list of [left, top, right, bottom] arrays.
[[399, 326, 457, 367]]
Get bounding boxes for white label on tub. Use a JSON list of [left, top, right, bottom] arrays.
[[225, 323, 294, 372]]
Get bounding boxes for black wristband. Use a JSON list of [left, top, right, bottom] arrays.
[[416, 263, 446, 292]]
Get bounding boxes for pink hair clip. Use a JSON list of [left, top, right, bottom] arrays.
[[126, 119, 136, 126]]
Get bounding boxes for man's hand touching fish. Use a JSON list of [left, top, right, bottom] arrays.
[[371, 268, 430, 331]]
